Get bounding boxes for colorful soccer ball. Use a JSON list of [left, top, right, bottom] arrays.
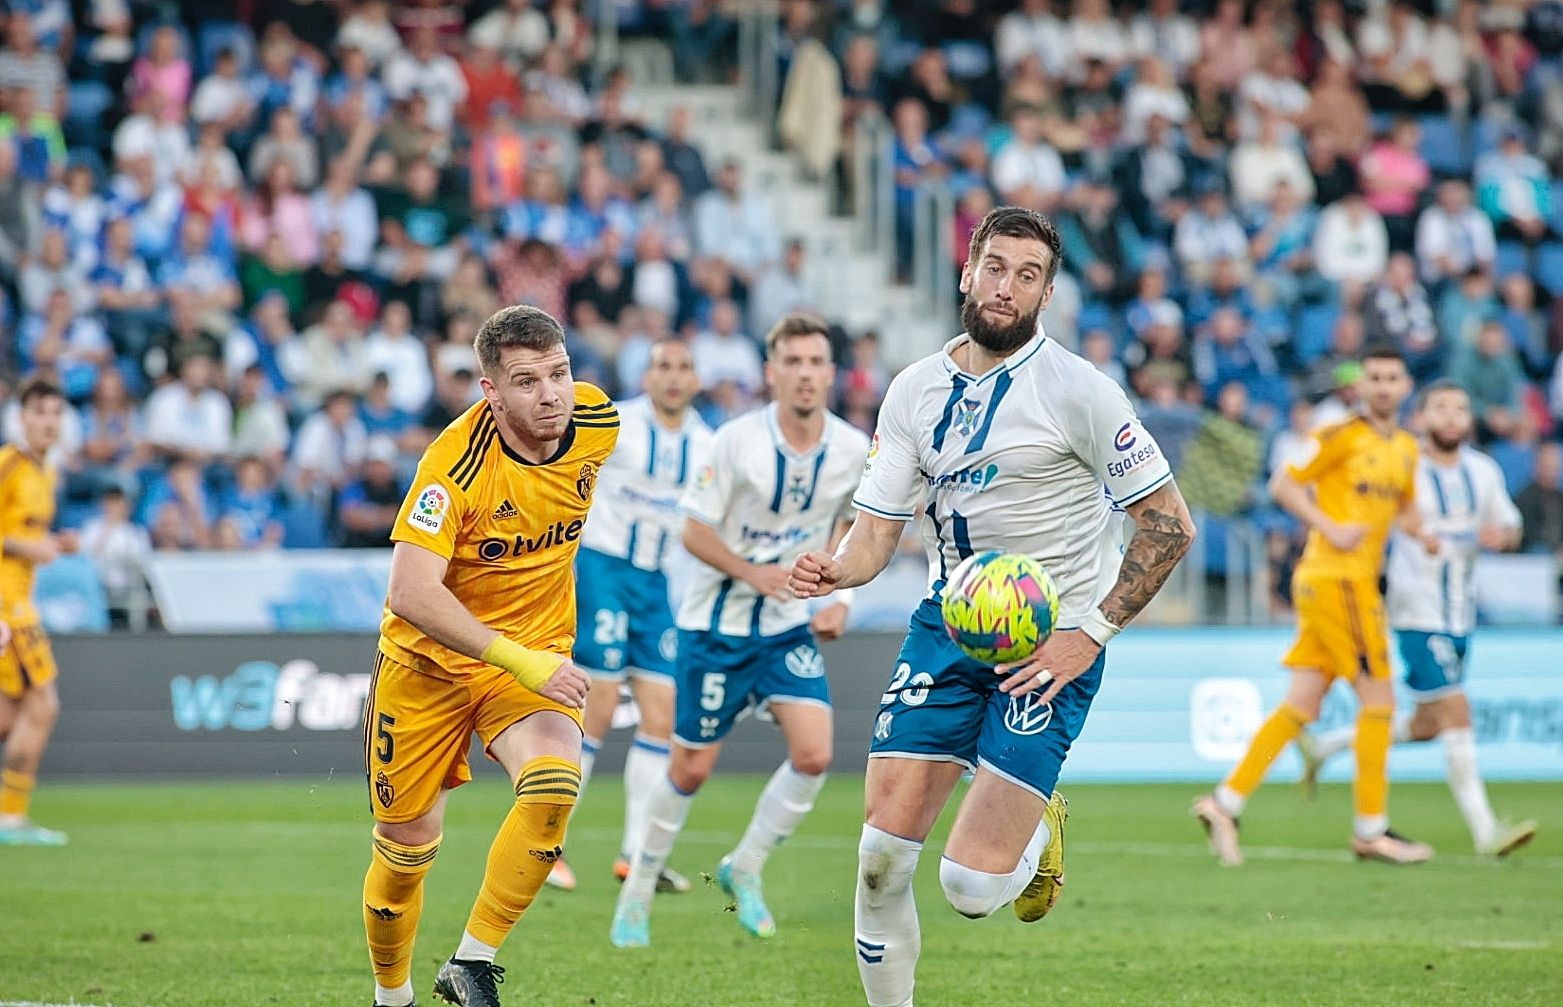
[[940, 551, 1061, 665]]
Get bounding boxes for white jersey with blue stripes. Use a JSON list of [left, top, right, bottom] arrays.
[[677, 403, 868, 637], [852, 328, 1173, 625], [581, 395, 714, 571], [1385, 445, 1522, 636]]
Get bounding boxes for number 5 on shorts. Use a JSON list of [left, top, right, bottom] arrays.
[[700, 673, 726, 711], [376, 713, 396, 764]]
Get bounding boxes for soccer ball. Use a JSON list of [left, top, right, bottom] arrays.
[[940, 551, 1060, 665]]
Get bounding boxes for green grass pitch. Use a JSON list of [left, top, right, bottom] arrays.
[[2, 776, 1561, 1006]]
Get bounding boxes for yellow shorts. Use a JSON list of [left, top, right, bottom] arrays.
[[0, 621, 58, 700], [1282, 571, 1390, 681], [363, 647, 583, 824]]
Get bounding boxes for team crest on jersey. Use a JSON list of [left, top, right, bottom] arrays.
[[577, 462, 599, 501], [952, 398, 983, 438], [375, 771, 395, 809], [406, 484, 449, 534]]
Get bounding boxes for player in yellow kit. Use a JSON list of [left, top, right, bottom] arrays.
[[0, 378, 76, 847], [1195, 344, 1441, 865], [360, 306, 617, 1007]]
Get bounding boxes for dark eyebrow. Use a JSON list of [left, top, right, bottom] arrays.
[[984, 252, 1046, 273]]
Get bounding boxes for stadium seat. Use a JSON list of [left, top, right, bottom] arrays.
[[1295, 304, 1340, 365], [34, 555, 111, 633], [1495, 241, 1530, 279], [1418, 116, 1469, 177], [1535, 242, 1563, 296]]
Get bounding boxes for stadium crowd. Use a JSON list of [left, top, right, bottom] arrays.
[[0, 1, 1558, 617]]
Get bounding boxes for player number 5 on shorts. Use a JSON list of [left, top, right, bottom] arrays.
[[375, 713, 396, 764], [882, 662, 933, 707], [700, 673, 727, 711]]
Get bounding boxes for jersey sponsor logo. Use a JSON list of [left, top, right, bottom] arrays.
[[1354, 480, 1404, 501], [1003, 693, 1053, 736], [1106, 441, 1161, 480], [1114, 422, 1137, 451], [577, 462, 599, 502], [407, 484, 449, 534], [924, 463, 1000, 494], [476, 519, 585, 560], [784, 644, 824, 679], [492, 498, 519, 521], [740, 524, 811, 547], [953, 398, 983, 438]]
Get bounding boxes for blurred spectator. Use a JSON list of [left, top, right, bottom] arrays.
[[1057, 177, 1144, 305], [338, 435, 405, 547], [0, 143, 38, 283], [887, 97, 945, 277], [569, 246, 633, 324], [694, 159, 779, 282], [660, 105, 710, 198], [20, 228, 89, 314], [991, 105, 1066, 213], [459, 39, 521, 131], [113, 91, 190, 186], [1236, 48, 1309, 143], [1179, 382, 1265, 517], [216, 456, 284, 550], [1230, 113, 1315, 214], [291, 388, 368, 501], [441, 254, 500, 324], [419, 365, 477, 437], [76, 367, 146, 495], [231, 364, 292, 470], [1269, 398, 1317, 474], [1193, 307, 1282, 407], [131, 24, 192, 121], [1451, 321, 1526, 441], [326, 43, 390, 124], [289, 299, 371, 409], [360, 372, 417, 446], [241, 160, 318, 266], [467, 0, 549, 67], [1130, 0, 1199, 77], [364, 300, 433, 414], [1416, 180, 1497, 286], [1248, 180, 1320, 310], [1079, 327, 1127, 388], [1437, 268, 1499, 352], [1314, 191, 1389, 296], [1358, 118, 1430, 251], [18, 288, 113, 401], [1475, 127, 1552, 244], [524, 44, 589, 127], [1136, 370, 1203, 472], [1199, 0, 1257, 90], [148, 458, 216, 550], [1113, 114, 1194, 240], [248, 106, 319, 189], [469, 103, 528, 213], [157, 212, 242, 323], [1517, 443, 1563, 557], [144, 355, 232, 464], [749, 238, 813, 340], [1363, 253, 1439, 378], [1302, 58, 1370, 158], [337, 0, 404, 68], [0, 16, 65, 117], [1175, 186, 1249, 286], [491, 236, 566, 322], [78, 486, 152, 611], [0, 84, 65, 183], [1497, 275, 1551, 375], [382, 27, 466, 132], [313, 156, 378, 271], [995, 0, 1068, 79], [692, 299, 762, 403], [1125, 267, 1180, 344], [190, 48, 254, 131], [1305, 126, 1359, 208]]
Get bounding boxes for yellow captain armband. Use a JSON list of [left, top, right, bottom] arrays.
[[481, 636, 564, 693]]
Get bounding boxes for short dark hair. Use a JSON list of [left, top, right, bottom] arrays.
[[18, 376, 64, 407], [474, 305, 566, 375], [1416, 378, 1467, 410], [1360, 341, 1406, 366], [764, 312, 831, 359], [965, 206, 1063, 287], [648, 335, 693, 362]]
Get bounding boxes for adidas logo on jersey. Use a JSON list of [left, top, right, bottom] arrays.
[[492, 499, 519, 521]]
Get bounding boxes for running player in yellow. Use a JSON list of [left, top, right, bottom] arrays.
[[1195, 344, 1440, 865], [361, 306, 616, 1007], [0, 378, 76, 847]]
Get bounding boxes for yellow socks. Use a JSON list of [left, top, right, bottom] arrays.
[[1223, 703, 1311, 803], [363, 832, 441, 991], [465, 756, 580, 948], [1354, 705, 1394, 834], [0, 768, 34, 818]]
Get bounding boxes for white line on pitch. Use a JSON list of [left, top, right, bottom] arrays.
[[0, 1001, 120, 1006]]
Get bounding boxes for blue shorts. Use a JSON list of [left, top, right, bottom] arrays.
[[1397, 630, 1469, 700], [574, 547, 678, 682], [673, 625, 830, 748], [868, 599, 1105, 799]]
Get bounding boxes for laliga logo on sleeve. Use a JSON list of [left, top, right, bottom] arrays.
[[1114, 423, 1137, 452], [693, 464, 716, 491], [407, 484, 449, 534]]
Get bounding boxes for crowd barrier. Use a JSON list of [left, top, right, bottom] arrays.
[[44, 629, 1563, 782]]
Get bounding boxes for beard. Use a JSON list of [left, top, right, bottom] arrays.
[[962, 295, 1041, 355], [1429, 429, 1466, 453]]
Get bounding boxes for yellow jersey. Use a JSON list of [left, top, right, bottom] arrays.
[[1285, 415, 1418, 583], [0, 445, 56, 624], [379, 384, 619, 680]]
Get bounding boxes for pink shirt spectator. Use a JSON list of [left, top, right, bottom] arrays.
[[240, 192, 320, 266], [132, 57, 192, 122], [1359, 141, 1430, 218]]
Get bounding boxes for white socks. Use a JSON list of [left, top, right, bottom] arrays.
[[453, 930, 497, 963], [856, 825, 923, 1007], [374, 982, 414, 1006], [1314, 715, 1414, 762], [1214, 784, 1246, 817], [579, 735, 601, 792], [728, 761, 827, 877], [622, 733, 671, 859], [620, 775, 694, 904], [1442, 726, 1497, 848], [937, 816, 1048, 919]]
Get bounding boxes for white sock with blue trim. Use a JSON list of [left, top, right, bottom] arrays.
[[856, 824, 922, 1007], [621, 732, 670, 859], [620, 775, 693, 905], [579, 734, 602, 792], [728, 761, 826, 876]]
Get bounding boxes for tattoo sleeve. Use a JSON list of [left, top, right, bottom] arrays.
[[1098, 482, 1195, 629]]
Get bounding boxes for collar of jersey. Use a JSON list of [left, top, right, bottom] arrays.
[[497, 416, 577, 466], [764, 402, 829, 460], [939, 328, 1047, 385]]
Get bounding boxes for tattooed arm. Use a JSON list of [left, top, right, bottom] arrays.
[[996, 480, 1196, 701], [1099, 480, 1198, 628]]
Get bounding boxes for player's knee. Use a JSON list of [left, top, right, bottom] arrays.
[[790, 747, 832, 778], [23, 687, 59, 724], [378, 816, 442, 847], [668, 761, 710, 794], [938, 857, 1007, 919], [858, 825, 919, 906]]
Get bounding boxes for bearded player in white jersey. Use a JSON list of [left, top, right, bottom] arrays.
[[610, 313, 869, 949], [790, 207, 1196, 1007], [553, 338, 714, 893], [1296, 380, 1537, 857]]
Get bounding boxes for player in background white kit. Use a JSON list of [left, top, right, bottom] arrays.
[[555, 339, 713, 892], [1297, 381, 1537, 857], [790, 208, 1195, 1007], [610, 313, 869, 949]]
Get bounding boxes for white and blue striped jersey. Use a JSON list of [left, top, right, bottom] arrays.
[[1385, 446, 1522, 637], [581, 396, 713, 571], [677, 404, 868, 637], [853, 328, 1172, 625]]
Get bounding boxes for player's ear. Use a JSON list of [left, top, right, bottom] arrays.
[[478, 375, 503, 411], [1037, 281, 1055, 314], [958, 260, 973, 294]]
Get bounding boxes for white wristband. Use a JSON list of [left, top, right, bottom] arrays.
[[833, 586, 858, 610], [1078, 609, 1120, 646]]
